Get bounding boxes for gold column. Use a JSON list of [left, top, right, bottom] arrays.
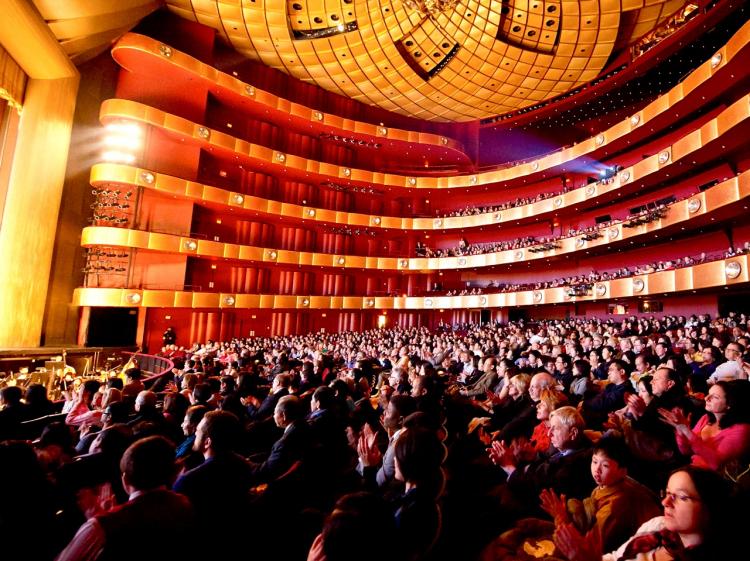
[[0, 0, 79, 346]]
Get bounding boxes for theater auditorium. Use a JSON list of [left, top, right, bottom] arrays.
[[1, 1, 750, 560]]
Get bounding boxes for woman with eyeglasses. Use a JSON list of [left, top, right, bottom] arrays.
[[659, 379, 750, 471], [554, 466, 736, 561]]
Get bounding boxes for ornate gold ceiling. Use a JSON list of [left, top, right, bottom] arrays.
[[165, 0, 689, 121], [31, 0, 688, 122]]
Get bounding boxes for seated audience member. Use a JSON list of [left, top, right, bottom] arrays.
[[490, 406, 595, 514], [0, 386, 28, 440], [362, 394, 417, 488], [173, 410, 253, 558], [393, 427, 447, 561], [1, 440, 58, 561], [242, 372, 291, 421], [65, 380, 103, 428], [581, 359, 631, 429], [481, 436, 660, 561], [121, 368, 145, 402], [555, 466, 737, 561], [308, 492, 400, 561], [614, 367, 694, 486], [24, 384, 57, 419], [660, 379, 750, 471], [494, 372, 555, 444], [530, 388, 568, 455], [569, 360, 595, 404], [460, 356, 499, 398], [176, 404, 208, 467], [56, 436, 197, 561], [708, 342, 745, 383], [247, 395, 311, 482]]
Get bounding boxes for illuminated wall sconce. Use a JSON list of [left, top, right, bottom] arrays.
[[373, 217, 382, 225], [633, 278, 645, 293], [554, 198, 563, 208], [457, 257, 467, 266], [533, 291, 543, 303], [725, 261, 742, 279], [343, 168, 351, 177], [658, 150, 670, 164], [245, 84, 256, 97], [158, 44, 173, 57], [377, 126, 388, 136], [232, 193, 245, 205], [183, 239, 198, 251], [313, 111, 323, 121], [211, 264, 217, 270], [425, 298, 433, 307], [585, 185, 596, 197], [140, 171, 155, 184], [125, 292, 142, 305], [408, 177, 416, 186], [337, 256, 346, 265], [222, 295, 236, 306], [608, 227, 619, 239], [711, 52, 722, 68], [268, 250, 278, 260], [433, 218, 443, 227], [196, 126, 210, 140], [596, 284, 607, 297], [630, 114, 641, 126], [687, 199, 701, 213], [595, 134, 605, 146], [307, 209, 316, 217], [619, 170, 630, 183], [275, 152, 286, 163]]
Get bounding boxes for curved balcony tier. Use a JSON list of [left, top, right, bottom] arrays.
[[72, 254, 750, 310], [100, 19, 750, 190], [79, 167, 750, 272], [92, 88, 750, 232], [111, 33, 470, 166]]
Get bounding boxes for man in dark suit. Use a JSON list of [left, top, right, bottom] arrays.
[[242, 372, 292, 422], [173, 410, 254, 559], [248, 395, 311, 482], [56, 436, 197, 561]]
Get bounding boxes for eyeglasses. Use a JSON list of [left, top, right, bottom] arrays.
[[660, 490, 700, 503]]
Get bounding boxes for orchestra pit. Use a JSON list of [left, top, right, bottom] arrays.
[[2, 1, 750, 560]]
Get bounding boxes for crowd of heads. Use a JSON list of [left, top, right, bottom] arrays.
[[2, 311, 750, 560]]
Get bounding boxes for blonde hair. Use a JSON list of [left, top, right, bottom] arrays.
[[510, 373, 532, 394]]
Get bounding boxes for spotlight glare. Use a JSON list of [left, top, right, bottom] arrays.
[[101, 151, 136, 164]]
